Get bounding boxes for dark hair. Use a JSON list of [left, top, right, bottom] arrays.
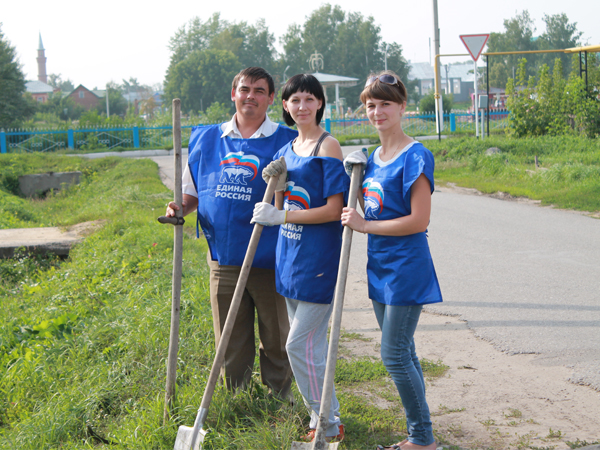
[[232, 67, 275, 96], [281, 74, 326, 126], [360, 70, 407, 105]]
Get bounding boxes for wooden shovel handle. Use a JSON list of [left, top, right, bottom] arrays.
[[311, 164, 363, 449]]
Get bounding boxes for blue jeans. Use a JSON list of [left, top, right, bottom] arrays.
[[372, 301, 434, 446]]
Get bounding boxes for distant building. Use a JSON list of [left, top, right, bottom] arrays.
[[63, 85, 105, 110], [408, 62, 475, 103], [25, 80, 55, 103]]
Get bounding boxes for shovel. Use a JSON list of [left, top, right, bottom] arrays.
[[173, 174, 281, 450], [290, 163, 364, 450]]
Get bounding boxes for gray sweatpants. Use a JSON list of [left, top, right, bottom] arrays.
[[285, 297, 341, 436]]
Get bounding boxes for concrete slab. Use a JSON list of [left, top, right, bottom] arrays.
[[0, 220, 105, 258], [19, 171, 82, 197]]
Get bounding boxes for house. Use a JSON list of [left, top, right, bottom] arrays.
[[64, 85, 105, 110], [25, 80, 55, 103], [408, 61, 475, 103]]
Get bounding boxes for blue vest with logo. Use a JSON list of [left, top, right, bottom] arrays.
[[187, 124, 298, 269], [274, 143, 349, 304], [363, 142, 443, 306]]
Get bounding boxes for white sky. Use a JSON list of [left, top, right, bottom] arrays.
[[2, 0, 598, 90]]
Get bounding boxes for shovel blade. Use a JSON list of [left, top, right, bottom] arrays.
[[173, 425, 206, 450], [290, 441, 339, 450]]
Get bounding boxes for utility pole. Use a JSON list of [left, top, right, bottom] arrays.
[[432, 0, 443, 136], [106, 84, 110, 117], [385, 43, 389, 71]]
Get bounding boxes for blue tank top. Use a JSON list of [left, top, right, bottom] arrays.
[[187, 124, 298, 269], [363, 142, 443, 306], [274, 142, 349, 304]]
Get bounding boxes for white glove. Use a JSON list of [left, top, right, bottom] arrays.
[[343, 148, 368, 177], [262, 156, 287, 191], [251, 202, 286, 226]]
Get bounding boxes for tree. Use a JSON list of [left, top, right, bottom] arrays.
[[47, 73, 74, 92], [39, 92, 85, 121], [93, 82, 128, 117], [0, 24, 35, 128], [538, 13, 582, 78], [487, 11, 582, 89], [164, 14, 278, 112], [164, 6, 410, 112], [164, 49, 239, 114], [139, 96, 158, 119], [487, 10, 537, 88], [279, 5, 410, 108]]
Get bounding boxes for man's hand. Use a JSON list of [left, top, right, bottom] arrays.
[[251, 202, 286, 226], [262, 156, 287, 191], [165, 201, 183, 217]]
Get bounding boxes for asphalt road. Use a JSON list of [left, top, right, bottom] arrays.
[[142, 147, 600, 391]]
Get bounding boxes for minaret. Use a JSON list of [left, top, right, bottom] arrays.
[[37, 33, 47, 83]]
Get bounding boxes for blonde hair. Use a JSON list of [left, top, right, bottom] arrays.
[[360, 70, 407, 105]]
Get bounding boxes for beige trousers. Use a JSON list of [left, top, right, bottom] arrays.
[[207, 254, 292, 396]]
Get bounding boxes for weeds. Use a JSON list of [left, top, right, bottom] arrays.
[[504, 408, 523, 419], [566, 438, 600, 449], [432, 405, 466, 416]]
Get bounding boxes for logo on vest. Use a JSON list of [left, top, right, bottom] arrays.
[[216, 151, 259, 201], [281, 182, 310, 241], [363, 178, 384, 219]]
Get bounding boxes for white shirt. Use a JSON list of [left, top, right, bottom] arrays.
[[182, 114, 280, 197]]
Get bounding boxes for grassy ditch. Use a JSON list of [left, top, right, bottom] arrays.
[[425, 135, 600, 214], [0, 154, 448, 449]]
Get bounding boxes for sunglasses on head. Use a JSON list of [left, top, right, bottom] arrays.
[[365, 74, 399, 88]]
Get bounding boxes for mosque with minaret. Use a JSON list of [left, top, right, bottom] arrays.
[[25, 34, 55, 103], [25, 34, 106, 110]]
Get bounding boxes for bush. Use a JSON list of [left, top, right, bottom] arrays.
[[506, 56, 600, 138], [419, 92, 453, 114]]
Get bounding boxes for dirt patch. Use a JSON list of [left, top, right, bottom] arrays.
[[65, 220, 108, 236], [340, 310, 600, 449], [341, 269, 600, 449]]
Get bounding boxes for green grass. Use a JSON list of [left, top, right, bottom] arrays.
[[4, 134, 596, 448], [0, 153, 449, 449], [426, 135, 600, 213]]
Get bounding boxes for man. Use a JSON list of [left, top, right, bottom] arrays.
[[166, 67, 297, 397]]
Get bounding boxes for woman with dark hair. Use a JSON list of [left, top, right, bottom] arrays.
[[252, 73, 348, 443], [342, 70, 442, 450]]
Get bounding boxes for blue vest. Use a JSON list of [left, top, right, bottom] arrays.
[[187, 124, 298, 269], [363, 142, 443, 306], [274, 143, 349, 304]]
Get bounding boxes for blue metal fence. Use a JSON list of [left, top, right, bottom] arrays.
[[0, 112, 510, 154], [324, 111, 509, 137]]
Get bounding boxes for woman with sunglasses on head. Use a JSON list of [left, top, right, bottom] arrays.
[[341, 71, 442, 450], [251, 73, 348, 444]]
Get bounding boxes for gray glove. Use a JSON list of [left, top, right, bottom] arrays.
[[251, 202, 286, 226], [343, 148, 368, 177], [262, 156, 287, 191]]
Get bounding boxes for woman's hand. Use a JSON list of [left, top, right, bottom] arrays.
[[262, 156, 287, 192], [251, 202, 286, 226], [341, 207, 367, 233]]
